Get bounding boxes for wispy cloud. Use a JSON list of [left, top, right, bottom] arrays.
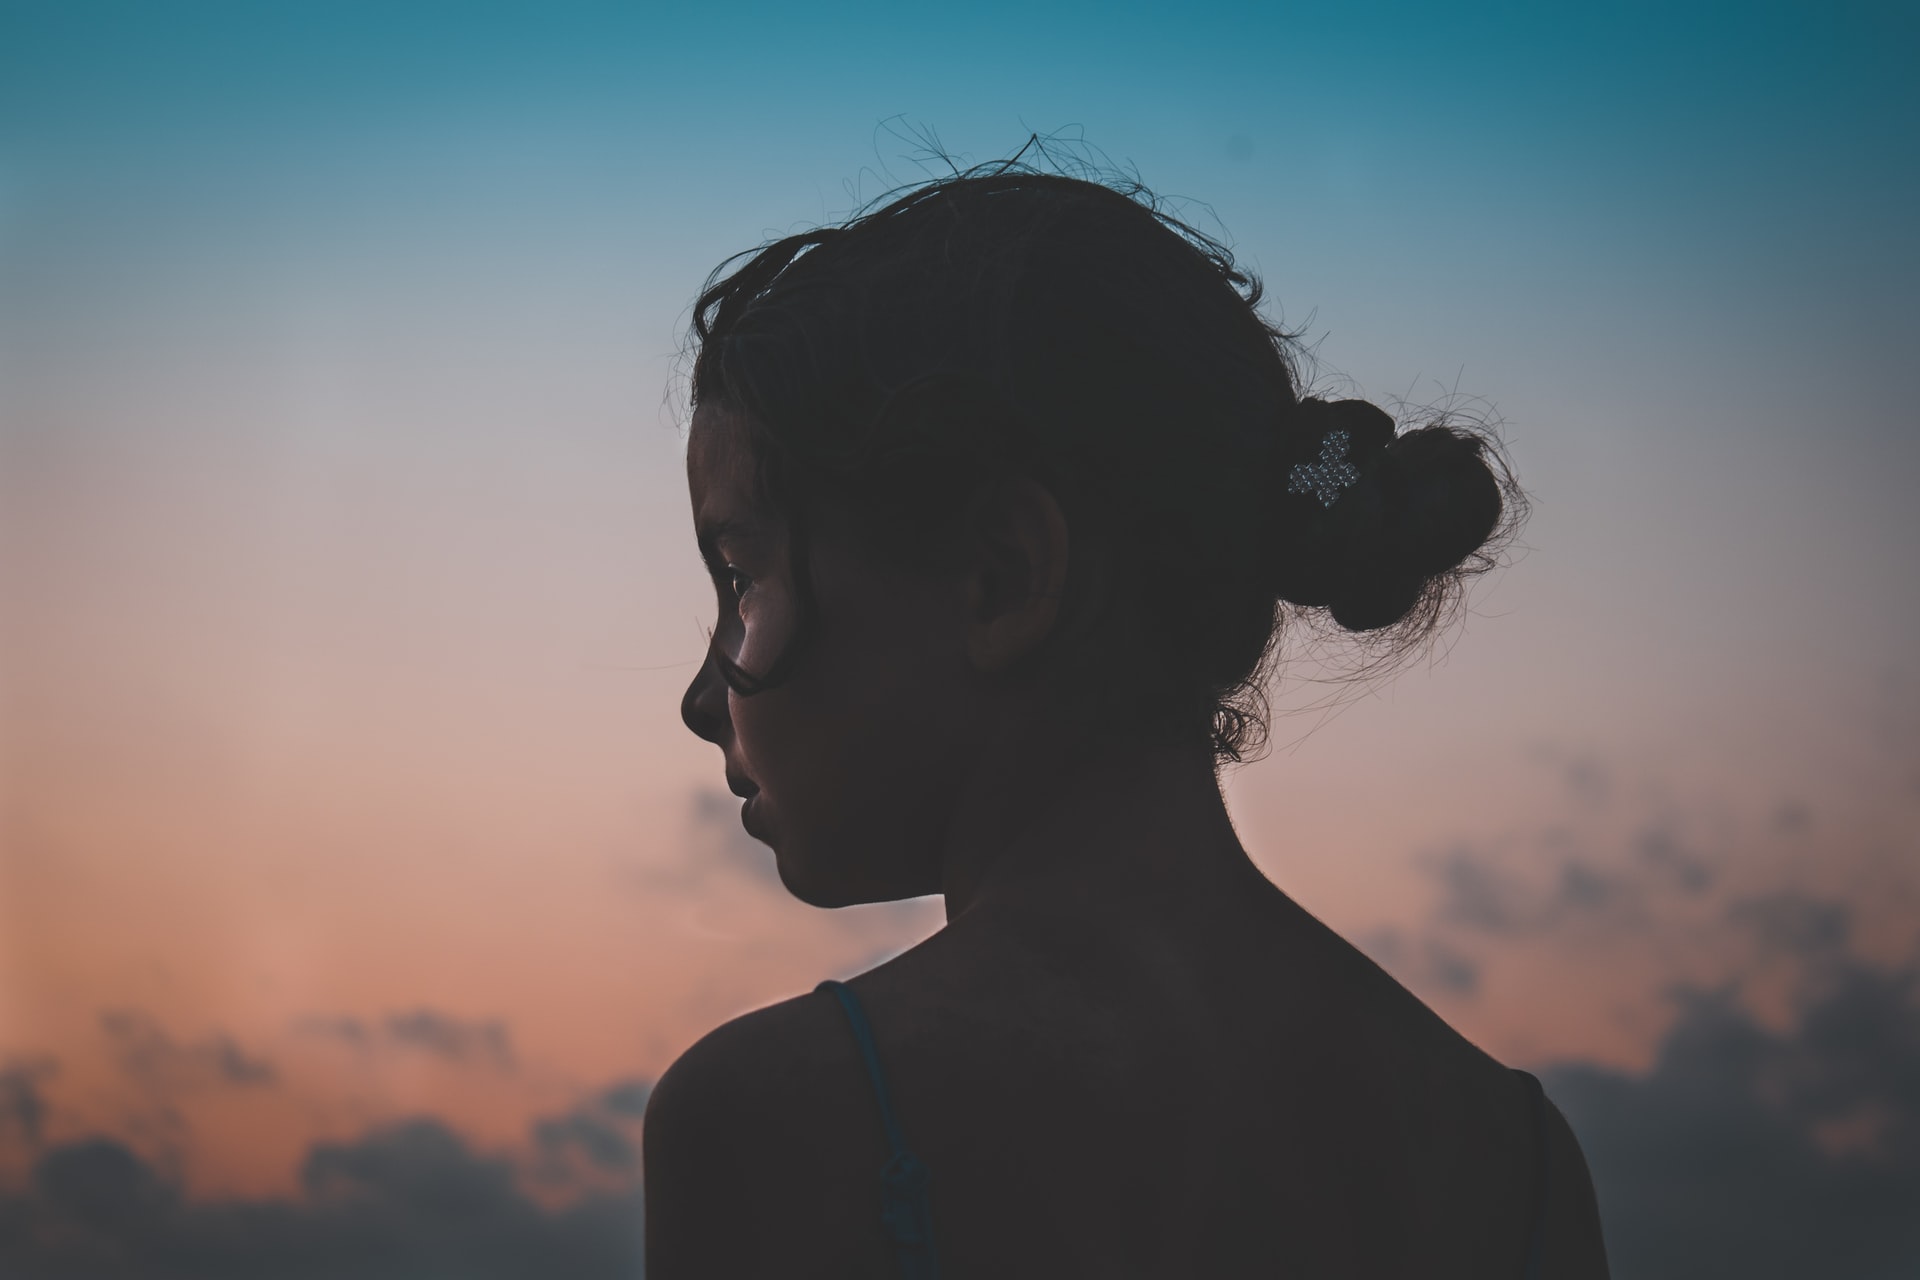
[[296, 1009, 516, 1071], [1360, 736, 1905, 1025], [0, 1057, 57, 1150], [1354, 925, 1482, 997], [99, 1012, 278, 1091], [382, 1011, 515, 1071], [527, 1078, 652, 1189], [1424, 805, 1717, 944]]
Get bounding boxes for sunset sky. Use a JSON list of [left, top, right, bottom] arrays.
[[4, 2, 1917, 1275]]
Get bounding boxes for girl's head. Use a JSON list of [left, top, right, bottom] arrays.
[[680, 158, 1521, 907]]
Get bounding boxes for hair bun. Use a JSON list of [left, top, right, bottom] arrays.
[[1269, 403, 1505, 633]]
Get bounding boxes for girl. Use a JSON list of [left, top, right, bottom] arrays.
[[645, 153, 1609, 1279]]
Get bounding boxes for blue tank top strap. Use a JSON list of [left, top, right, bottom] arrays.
[[816, 979, 941, 1280], [1511, 1068, 1552, 1280]]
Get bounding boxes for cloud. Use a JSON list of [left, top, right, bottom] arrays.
[[2, 1120, 644, 1279], [526, 1079, 652, 1188], [1355, 926, 1481, 997], [530, 1112, 636, 1177], [295, 1015, 373, 1049], [1423, 810, 1716, 946], [0, 1058, 657, 1277], [381, 1011, 515, 1071], [296, 1009, 516, 1071], [1395, 749, 1920, 1277], [32, 1136, 179, 1231], [1528, 743, 1614, 809], [99, 1012, 278, 1091], [1771, 799, 1813, 833], [596, 1079, 652, 1119], [1544, 908, 1920, 1279], [1427, 842, 1657, 940], [301, 1119, 527, 1212], [1630, 819, 1714, 895], [1728, 891, 1851, 962], [1429, 845, 1534, 935], [0, 1057, 57, 1150]]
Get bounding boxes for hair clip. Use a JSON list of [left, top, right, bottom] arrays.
[[1287, 429, 1361, 508]]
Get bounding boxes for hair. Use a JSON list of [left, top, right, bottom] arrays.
[[686, 140, 1525, 762]]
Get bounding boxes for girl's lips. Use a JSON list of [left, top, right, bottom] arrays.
[[725, 774, 759, 799]]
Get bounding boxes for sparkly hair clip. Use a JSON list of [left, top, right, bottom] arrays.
[[1287, 429, 1361, 508]]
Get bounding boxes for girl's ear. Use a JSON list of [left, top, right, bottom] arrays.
[[962, 475, 1070, 674]]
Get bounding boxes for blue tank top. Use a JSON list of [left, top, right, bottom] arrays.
[[817, 980, 940, 1279], [816, 978, 1556, 1280]]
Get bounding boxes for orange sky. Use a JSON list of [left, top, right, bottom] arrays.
[[6, 378, 1915, 1197]]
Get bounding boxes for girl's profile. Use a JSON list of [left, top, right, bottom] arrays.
[[643, 143, 1611, 1279]]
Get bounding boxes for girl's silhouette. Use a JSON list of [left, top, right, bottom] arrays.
[[645, 149, 1609, 1279]]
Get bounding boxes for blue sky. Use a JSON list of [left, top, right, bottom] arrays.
[[9, 0, 1914, 772]]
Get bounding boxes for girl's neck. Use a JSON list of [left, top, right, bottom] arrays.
[[938, 729, 1269, 927]]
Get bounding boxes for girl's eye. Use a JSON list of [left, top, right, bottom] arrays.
[[726, 568, 752, 599]]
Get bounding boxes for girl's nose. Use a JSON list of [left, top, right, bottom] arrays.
[[680, 643, 730, 745]]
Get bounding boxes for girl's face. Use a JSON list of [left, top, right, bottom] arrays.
[[679, 402, 980, 907]]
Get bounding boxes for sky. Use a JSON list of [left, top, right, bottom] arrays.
[[2, 1, 1917, 1275]]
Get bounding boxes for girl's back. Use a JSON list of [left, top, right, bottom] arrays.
[[690, 874, 1606, 1278]]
